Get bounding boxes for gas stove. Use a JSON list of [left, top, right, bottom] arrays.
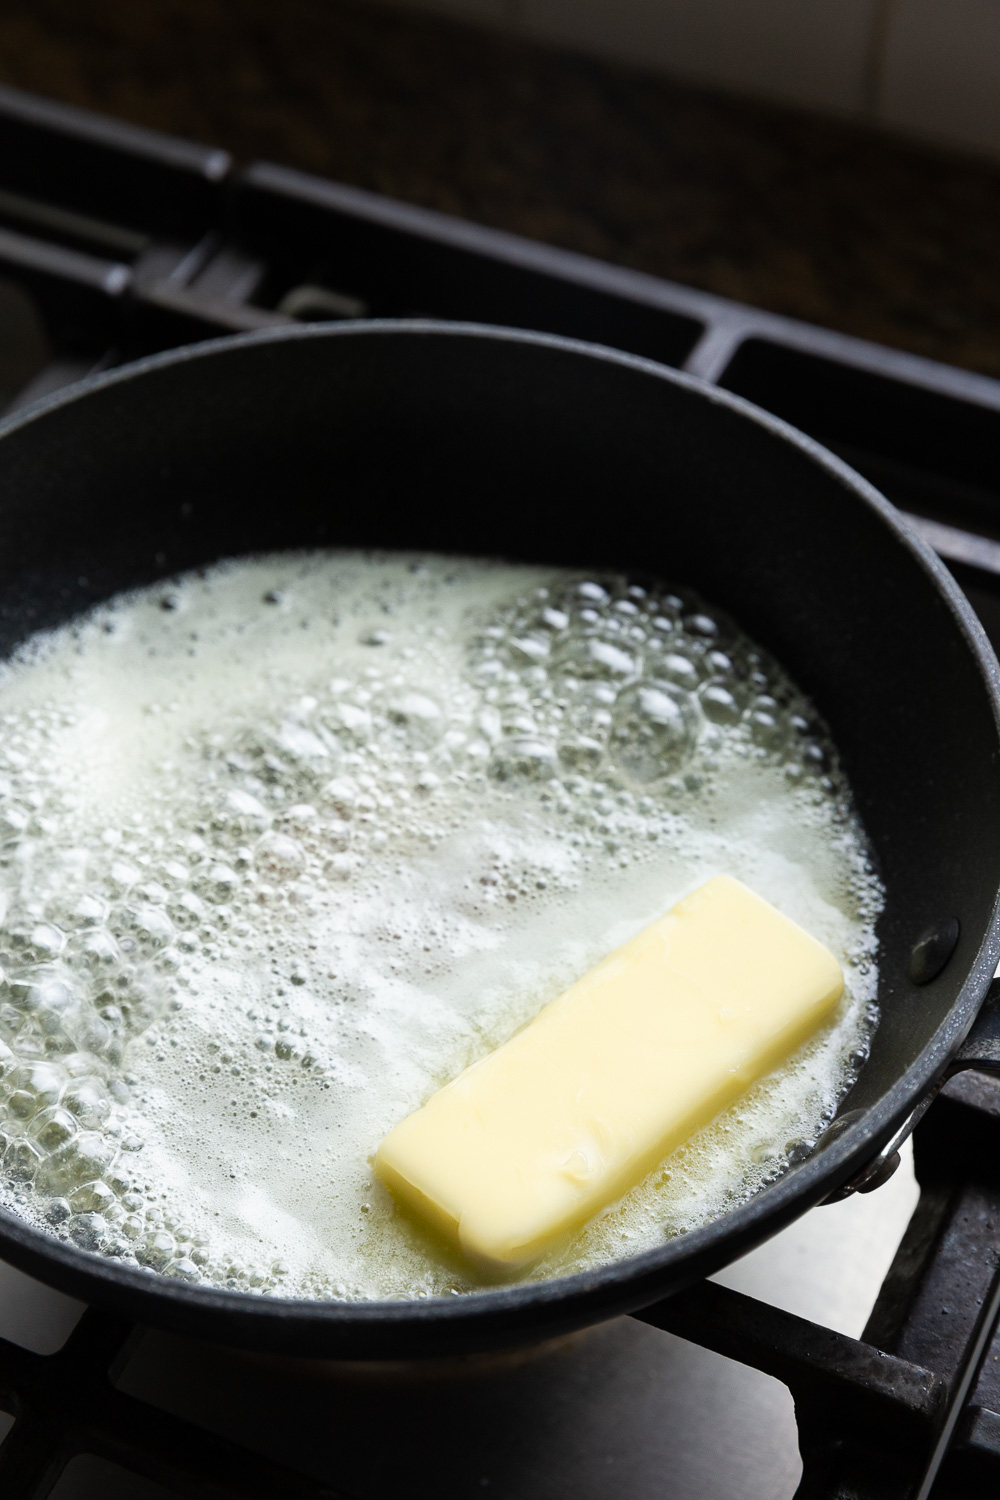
[[1, 80, 999, 1500]]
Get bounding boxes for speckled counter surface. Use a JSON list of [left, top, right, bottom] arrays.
[[1, 0, 1000, 377]]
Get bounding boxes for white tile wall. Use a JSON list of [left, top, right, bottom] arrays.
[[364, 0, 1000, 160], [880, 0, 1000, 157], [521, 0, 878, 114]]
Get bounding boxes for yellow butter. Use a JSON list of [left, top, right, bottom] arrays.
[[375, 874, 844, 1276]]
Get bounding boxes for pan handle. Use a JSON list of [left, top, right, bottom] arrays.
[[949, 976, 1000, 1074], [822, 978, 1000, 1204]]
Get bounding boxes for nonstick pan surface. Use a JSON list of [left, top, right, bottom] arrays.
[[0, 321, 997, 1358]]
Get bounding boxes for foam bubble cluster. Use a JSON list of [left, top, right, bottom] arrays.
[[0, 553, 882, 1299]]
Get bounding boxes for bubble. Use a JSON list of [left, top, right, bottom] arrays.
[[255, 833, 305, 878], [26, 923, 65, 959], [611, 684, 700, 784], [108, 861, 140, 893], [558, 736, 605, 772], [658, 654, 701, 692], [29, 1107, 78, 1152], [69, 1179, 115, 1214], [217, 789, 271, 836], [8, 1062, 66, 1111], [556, 637, 638, 680], [802, 741, 827, 774], [276, 718, 333, 762], [169, 1256, 201, 1281], [700, 683, 742, 726], [8, 967, 81, 1036], [62, 1050, 102, 1079], [61, 1078, 111, 1127], [0, 805, 29, 835], [4, 1138, 42, 1182], [748, 706, 786, 752], [39, 1132, 115, 1195], [197, 864, 241, 902], [491, 737, 558, 781], [329, 705, 369, 742], [69, 1211, 110, 1251], [168, 891, 207, 928], [125, 904, 175, 952], [145, 1229, 176, 1268], [506, 636, 550, 666], [321, 778, 359, 816], [78, 1016, 119, 1062], [284, 804, 318, 830]]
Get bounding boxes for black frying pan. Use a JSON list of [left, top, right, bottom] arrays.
[[0, 321, 998, 1359]]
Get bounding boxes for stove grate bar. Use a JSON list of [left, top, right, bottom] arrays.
[[0, 1308, 353, 1500], [632, 1072, 1000, 1498], [634, 1281, 944, 1499], [635, 1278, 943, 1425]]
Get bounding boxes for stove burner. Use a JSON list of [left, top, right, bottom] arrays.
[[1, 79, 1000, 1500]]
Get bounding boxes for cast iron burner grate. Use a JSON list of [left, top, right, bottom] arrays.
[[0, 82, 999, 1500]]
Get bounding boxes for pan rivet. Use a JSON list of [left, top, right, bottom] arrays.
[[909, 918, 960, 985]]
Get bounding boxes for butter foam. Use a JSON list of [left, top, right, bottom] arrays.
[[0, 552, 882, 1298]]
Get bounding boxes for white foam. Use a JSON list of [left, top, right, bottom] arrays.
[[0, 552, 882, 1298]]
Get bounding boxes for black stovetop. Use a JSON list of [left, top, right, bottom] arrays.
[[1, 81, 1000, 1500]]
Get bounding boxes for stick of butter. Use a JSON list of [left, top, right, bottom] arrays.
[[375, 874, 843, 1276]]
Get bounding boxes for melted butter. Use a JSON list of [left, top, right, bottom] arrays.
[[0, 552, 882, 1299]]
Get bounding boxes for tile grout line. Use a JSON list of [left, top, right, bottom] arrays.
[[863, 0, 899, 117]]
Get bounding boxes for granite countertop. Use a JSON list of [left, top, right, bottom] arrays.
[[1, 0, 1000, 377]]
